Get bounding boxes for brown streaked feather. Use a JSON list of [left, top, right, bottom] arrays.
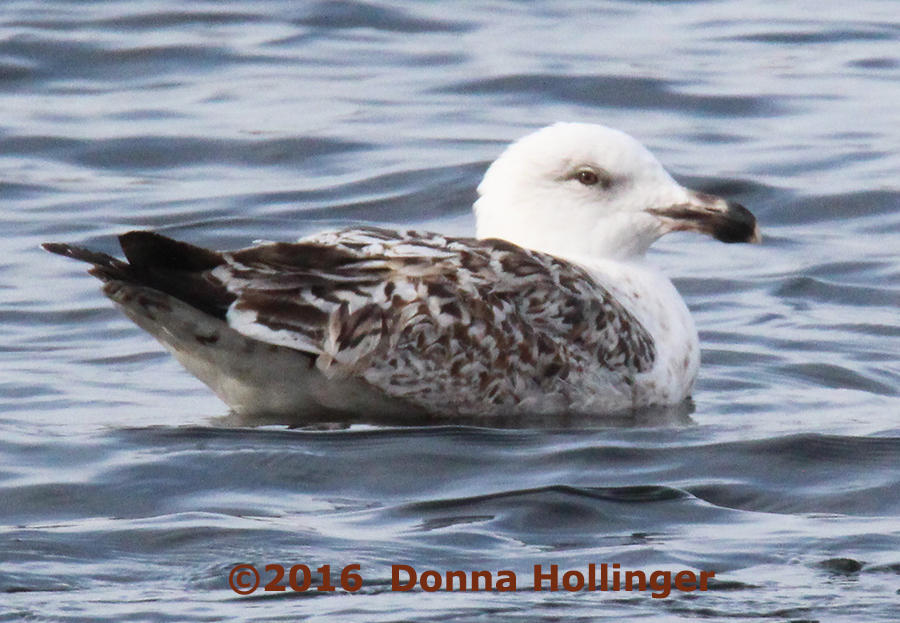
[[218, 227, 657, 415]]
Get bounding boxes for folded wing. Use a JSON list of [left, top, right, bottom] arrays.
[[215, 227, 657, 413]]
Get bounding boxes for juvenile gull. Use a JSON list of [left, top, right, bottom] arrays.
[[44, 123, 760, 420]]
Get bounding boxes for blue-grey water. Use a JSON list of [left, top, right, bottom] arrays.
[[2, 1, 899, 621]]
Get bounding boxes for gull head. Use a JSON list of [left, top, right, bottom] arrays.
[[474, 122, 760, 261]]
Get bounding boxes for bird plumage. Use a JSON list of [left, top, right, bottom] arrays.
[[44, 122, 759, 421]]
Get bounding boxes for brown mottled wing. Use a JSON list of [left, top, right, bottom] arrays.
[[217, 227, 656, 415]]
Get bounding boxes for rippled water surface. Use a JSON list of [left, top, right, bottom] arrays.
[[2, 1, 899, 621]]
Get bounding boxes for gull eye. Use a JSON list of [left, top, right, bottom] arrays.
[[576, 169, 599, 186]]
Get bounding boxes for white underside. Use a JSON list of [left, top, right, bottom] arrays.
[[105, 282, 417, 420]]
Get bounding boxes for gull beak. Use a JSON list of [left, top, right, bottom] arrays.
[[649, 190, 761, 244]]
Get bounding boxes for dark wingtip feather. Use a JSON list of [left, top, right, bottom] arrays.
[[45, 233, 233, 319], [42, 242, 63, 253], [119, 231, 223, 271], [42, 242, 80, 257], [42, 241, 126, 270]]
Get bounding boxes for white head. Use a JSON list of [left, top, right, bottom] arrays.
[[474, 123, 759, 261]]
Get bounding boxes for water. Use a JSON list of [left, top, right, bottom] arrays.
[[1, 1, 898, 620]]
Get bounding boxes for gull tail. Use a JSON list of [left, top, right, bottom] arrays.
[[43, 232, 231, 319], [42, 233, 399, 421]]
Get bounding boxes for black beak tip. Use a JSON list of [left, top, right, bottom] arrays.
[[714, 201, 761, 244]]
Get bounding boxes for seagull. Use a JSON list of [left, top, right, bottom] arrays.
[[44, 123, 759, 422]]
